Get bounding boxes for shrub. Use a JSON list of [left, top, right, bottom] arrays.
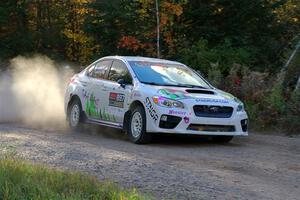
[[280, 89, 300, 134], [207, 62, 223, 87], [178, 40, 299, 134], [256, 75, 285, 128]]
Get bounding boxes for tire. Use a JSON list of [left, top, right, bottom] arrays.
[[211, 136, 234, 143], [128, 106, 152, 144], [67, 99, 83, 130]]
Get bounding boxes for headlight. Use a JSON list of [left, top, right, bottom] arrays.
[[237, 103, 244, 112], [152, 96, 184, 109]]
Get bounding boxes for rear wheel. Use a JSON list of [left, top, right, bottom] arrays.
[[128, 106, 152, 144], [68, 99, 83, 129], [211, 136, 234, 143]]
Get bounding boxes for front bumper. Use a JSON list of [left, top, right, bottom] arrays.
[[145, 103, 248, 136]]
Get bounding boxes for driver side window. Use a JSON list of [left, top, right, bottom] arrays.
[[108, 60, 132, 84]]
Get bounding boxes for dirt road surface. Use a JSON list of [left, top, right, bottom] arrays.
[[0, 123, 299, 200]]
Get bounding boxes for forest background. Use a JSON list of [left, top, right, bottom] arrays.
[[0, 0, 299, 133]]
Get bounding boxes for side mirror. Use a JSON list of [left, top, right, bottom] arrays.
[[117, 79, 126, 88]]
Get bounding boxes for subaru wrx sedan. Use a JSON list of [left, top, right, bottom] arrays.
[[65, 56, 248, 144]]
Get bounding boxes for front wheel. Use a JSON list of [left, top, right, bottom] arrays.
[[128, 106, 152, 144], [211, 136, 234, 143]]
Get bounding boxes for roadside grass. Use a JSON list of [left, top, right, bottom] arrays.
[[0, 156, 150, 200]]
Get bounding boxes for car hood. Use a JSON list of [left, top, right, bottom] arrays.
[[141, 84, 241, 105]]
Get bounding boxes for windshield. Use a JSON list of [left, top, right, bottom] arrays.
[[128, 61, 211, 88]]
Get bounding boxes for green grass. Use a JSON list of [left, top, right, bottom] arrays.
[[0, 156, 150, 200]]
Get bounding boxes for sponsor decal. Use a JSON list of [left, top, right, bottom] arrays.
[[145, 97, 159, 122], [109, 92, 125, 108], [184, 116, 190, 124], [195, 98, 229, 104], [168, 110, 187, 116]]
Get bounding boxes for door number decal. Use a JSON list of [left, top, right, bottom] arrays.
[[109, 92, 125, 108]]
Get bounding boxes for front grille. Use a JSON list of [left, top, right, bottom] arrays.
[[187, 124, 235, 132], [193, 105, 233, 118]]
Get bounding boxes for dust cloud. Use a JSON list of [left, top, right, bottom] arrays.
[[0, 55, 74, 130]]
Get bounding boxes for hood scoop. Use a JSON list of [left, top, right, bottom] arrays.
[[185, 89, 215, 95]]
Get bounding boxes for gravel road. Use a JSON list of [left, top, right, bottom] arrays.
[[0, 123, 299, 200]]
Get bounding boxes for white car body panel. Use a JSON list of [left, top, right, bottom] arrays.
[[65, 56, 248, 136]]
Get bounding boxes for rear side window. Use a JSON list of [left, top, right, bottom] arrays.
[[86, 65, 95, 77], [108, 60, 132, 84], [88, 60, 111, 79]]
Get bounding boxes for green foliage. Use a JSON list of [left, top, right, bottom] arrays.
[[284, 50, 300, 89], [181, 0, 299, 70], [207, 63, 223, 87], [280, 89, 300, 133], [216, 67, 299, 133], [0, 156, 149, 200], [178, 39, 255, 74], [266, 78, 286, 115], [243, 101, 260, 129], [259, 80, 286, 128], [1, 0, 299, 67]]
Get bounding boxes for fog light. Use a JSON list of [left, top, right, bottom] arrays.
[[241, 119, 248, 125], [159, 115, 182, 129], [241, 119, 248, 132]]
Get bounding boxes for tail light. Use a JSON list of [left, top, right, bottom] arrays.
[[69, 75, 77, 84]]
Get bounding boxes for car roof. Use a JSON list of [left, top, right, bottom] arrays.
[[101, 56, 184, 65]]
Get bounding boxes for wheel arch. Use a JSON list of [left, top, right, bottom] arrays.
[[68, 94, 82, 110], [67, 94, 86, 121], [123, 100, 145, 132]]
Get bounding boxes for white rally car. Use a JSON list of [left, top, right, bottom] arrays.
[[65, 56, 248, 144]]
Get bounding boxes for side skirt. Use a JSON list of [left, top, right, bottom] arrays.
[[86, 118, 123, 129]]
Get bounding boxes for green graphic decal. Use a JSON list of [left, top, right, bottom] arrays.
[[85, 93, 100, 118], [158, 88, 236, 103], [158, 89, 191, 100], [112, 115, 117, 122], [84, 92, 117, 122]]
